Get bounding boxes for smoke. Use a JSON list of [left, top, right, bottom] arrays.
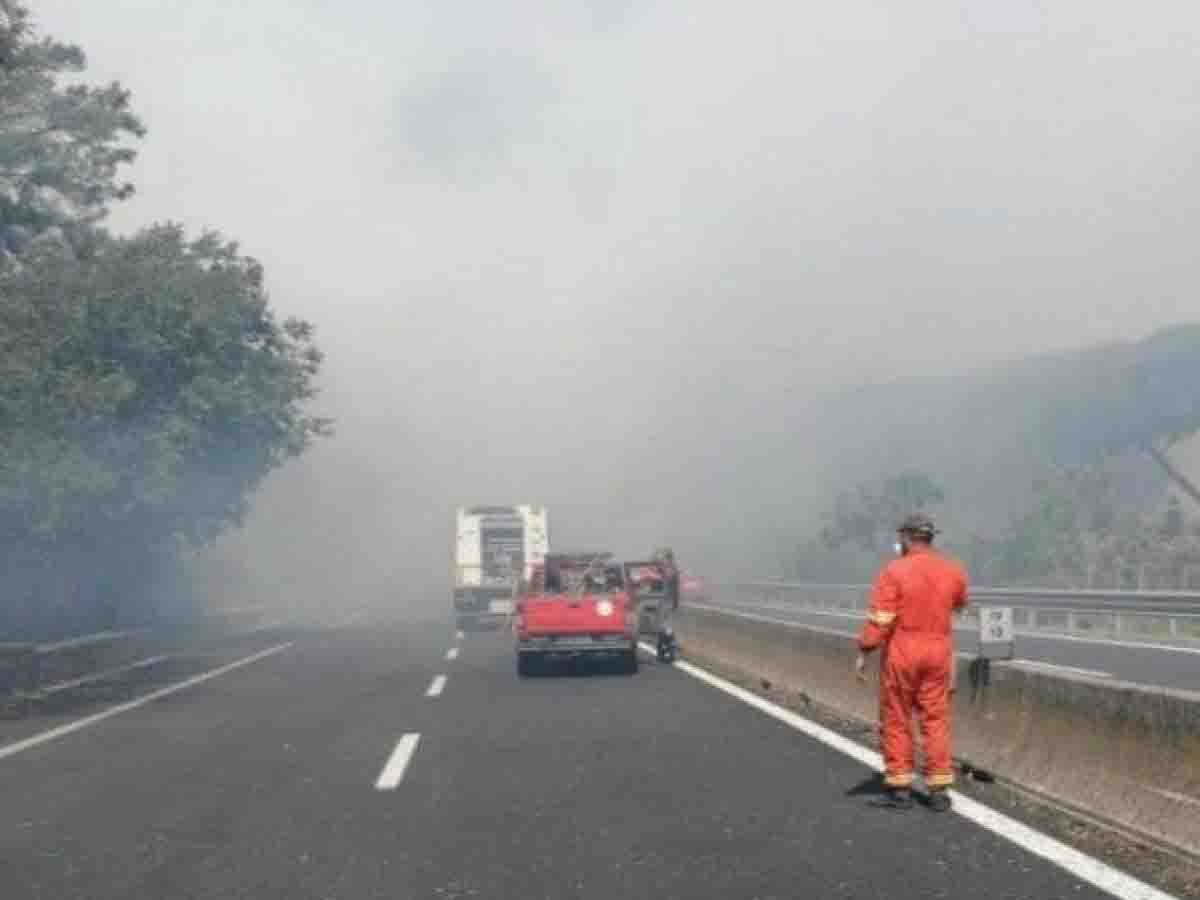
[[30, 0, 1200, 606]]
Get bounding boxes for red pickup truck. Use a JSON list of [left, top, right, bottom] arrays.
[[515, 553, 639, 676]]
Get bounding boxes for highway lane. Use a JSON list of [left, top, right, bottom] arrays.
[[704, 598, 1200, 692], [0, 619, 451, 900], [0, 615, 1168, 899]]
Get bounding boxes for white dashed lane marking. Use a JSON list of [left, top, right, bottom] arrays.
[[426, 675, 447, 698], [374, 734, 421, 791]]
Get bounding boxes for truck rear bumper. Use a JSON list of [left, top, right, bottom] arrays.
[[454, 589, 515, 630], [517, 635, 636, 656], [456, 612, 511, 631]]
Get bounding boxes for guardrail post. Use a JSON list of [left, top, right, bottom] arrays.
[[1169, 617, 1179, 638], [26, 651, 40, 693], [1067, 611, 1078, 633]]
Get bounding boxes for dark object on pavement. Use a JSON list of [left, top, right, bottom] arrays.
[[657, 628, 677, 664], [961, 762, 996, 783]]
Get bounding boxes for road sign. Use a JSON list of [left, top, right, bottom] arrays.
[[978, 606, 1014, 660], [980, 606, 1013, 642]]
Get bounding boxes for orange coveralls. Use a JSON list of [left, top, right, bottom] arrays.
[[858, 545, 968, 789]]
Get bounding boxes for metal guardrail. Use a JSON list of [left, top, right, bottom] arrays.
[[1, 630, 157, 700], [746, 581, 1200, 612], [0, 605, 272, 706], [735, 583, 1200, 642]]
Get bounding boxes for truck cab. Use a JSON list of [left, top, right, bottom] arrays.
[[514, 553, 639, 676]]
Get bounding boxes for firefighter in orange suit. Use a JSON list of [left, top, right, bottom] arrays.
[[856, 513, 968, 811]]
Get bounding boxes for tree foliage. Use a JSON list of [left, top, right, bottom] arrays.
[[1041, 324, 1200, 503], [0, 226, 330, 636], [1, 0, 144, 259], [821, 471, 945, 553], [0, 3, 330, 639], [971, 462, 1200, 589], [797, 323, 1200, 586]]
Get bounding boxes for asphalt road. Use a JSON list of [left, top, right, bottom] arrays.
[[704, 598, 1200, 692], [0, 615, 1163, 899]]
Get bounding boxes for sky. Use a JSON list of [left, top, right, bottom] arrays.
[[28, 0, 1200, 595]]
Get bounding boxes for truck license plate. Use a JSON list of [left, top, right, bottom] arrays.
[[552, 636, 594, 647]]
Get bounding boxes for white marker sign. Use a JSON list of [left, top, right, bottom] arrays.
[[980, 606, 1014, 644]]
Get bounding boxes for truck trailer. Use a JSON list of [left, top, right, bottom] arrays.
[[453, 505, 549, 630]]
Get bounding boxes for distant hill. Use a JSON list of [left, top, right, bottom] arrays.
[[793, 322, 1200, 542]]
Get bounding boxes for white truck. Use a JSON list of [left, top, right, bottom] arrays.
[[453, 505, 549, 630]]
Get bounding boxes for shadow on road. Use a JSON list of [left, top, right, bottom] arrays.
[[523, 658, 638, 678], [845, 773, 888, 799]]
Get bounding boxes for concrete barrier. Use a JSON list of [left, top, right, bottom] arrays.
[[675, 605, 1200, 858]]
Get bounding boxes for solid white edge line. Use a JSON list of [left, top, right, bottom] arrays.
[[426, 674, 447, 697], [0, 643, 294, 763], [374, 733, 421, 791], [689, 604, 858, 640], [1016, 630, 1200, 656], [446, 647, 460, 661], [1012, 660, 1113, 679], [638, 641, 1177, 900]]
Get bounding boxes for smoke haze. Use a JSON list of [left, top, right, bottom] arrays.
[[32, 0, 1200, 606]]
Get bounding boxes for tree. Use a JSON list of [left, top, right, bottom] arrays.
[[1042, 324, 1200, 507], [0, 0, 144, 260], [1000, 477, 1089, 587], [0, 225, 330, 636], [982, 462, 1200, 588], [821, 471, 945, 553], [1165, 495, 1184, 538]]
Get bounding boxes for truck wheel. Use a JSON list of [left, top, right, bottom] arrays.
[[623, 649, 640, 675], [517, 654, 537, 678]]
